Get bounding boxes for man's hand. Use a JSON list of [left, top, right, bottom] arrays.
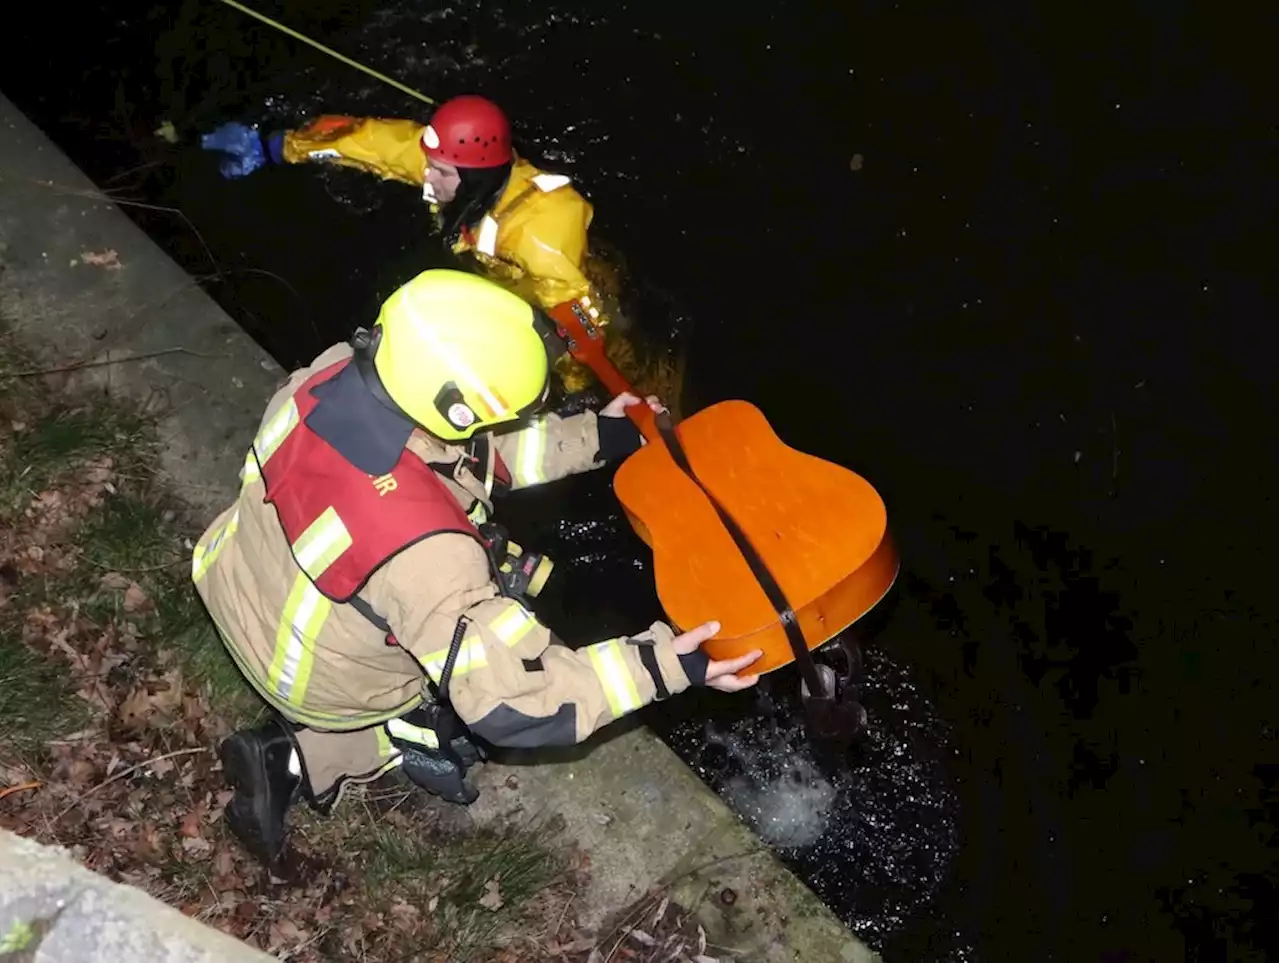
[[673, 620, 763, 693], [600, 391, 666, 419]]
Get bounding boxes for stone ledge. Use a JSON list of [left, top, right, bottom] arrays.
[[0, 830, 275, 963]]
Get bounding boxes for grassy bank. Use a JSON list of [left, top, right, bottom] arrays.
[[0, 332, 583, 963]]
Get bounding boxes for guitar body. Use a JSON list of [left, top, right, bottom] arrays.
[[613, 400, 899, 675]]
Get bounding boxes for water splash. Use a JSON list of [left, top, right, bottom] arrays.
[[713, 729, 839, 848], [662, 645, 971, 960]]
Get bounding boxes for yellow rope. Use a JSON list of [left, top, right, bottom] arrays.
[[213, 0, 436, 106]]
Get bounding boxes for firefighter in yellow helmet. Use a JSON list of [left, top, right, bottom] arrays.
[[200, 95, 651, 397], [191, 270, 761, 866]]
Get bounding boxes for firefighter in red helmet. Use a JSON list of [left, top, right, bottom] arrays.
[[201, 95, 660, 399]]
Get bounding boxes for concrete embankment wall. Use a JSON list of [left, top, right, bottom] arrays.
[[0, 89, 876, 963]]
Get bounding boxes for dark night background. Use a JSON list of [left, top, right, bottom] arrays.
[[1, 1, 1273, 960]]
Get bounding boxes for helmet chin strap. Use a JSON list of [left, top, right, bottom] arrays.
[[349, 327, 411, 420]]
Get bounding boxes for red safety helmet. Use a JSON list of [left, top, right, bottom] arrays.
[[421, 95, 513, 169]]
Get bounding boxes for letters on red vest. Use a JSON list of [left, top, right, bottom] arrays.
[[257, 360, 481, 602]]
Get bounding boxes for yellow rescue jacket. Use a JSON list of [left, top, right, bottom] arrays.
[[280, 116, 596, 317], [276, 116, 693, 399]]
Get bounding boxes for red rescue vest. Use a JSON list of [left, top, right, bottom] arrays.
[[257, 360, 483, 602]]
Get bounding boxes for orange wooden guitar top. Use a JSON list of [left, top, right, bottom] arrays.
[[542, 301, 898, 674], [612, 400, 899, 674]]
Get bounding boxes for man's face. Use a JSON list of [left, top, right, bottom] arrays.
[[425, 159, 462, 204]]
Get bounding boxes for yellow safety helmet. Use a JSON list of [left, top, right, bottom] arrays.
[[370, 269, 551, 441]]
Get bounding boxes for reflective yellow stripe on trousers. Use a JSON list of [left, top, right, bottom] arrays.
[[239, 448, 261, 488], [267, 507, 352, 709], [385, 716, 440, 749], [195, 401, 298, 581], [191, 508, 240, 583], [586, 639, 643, 718]]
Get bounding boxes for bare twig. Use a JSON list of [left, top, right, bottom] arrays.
[[7, 347, 227, 379], [103, 159, 166, 186], [2, 173, 223, 279], [592, 847, 767, 960], [553, 893, 576, 940], [0, 781, 41, 802], [55, 747, 206, 821], [80, 553, 187, 573], [2, 171, 319, 345]]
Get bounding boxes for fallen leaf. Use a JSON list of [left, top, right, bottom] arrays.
[[123, 582, 151, 613], [268, 918, 303, 946], [64, 757, 97, 786], [81, 249, 123, 270], [218, 889, 247, 908], [548, 937, 596, 954], [116, 687, 154, 730], [179, 807, 205, 838], [84, 457, 114, 484], [478, 877, 504, 911], [155, 120, 178, 144], [181, 836, 213, 856], [388, 899, 418, 932], [99, 572, 130, 591], [629, 929, 656, 946], [151, 668, 185, 713], [212, 849, 236, 877], [653, 895, 670, 924]]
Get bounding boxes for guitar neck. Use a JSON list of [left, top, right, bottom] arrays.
[[548, 302, 659, 442]]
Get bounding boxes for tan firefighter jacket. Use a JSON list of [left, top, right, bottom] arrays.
[[191, 343, 695, 746]]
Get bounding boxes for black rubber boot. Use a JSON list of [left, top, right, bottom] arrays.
[[219, 719, 302, 866]]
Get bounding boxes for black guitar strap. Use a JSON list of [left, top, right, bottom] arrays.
[[652, 411, 828, 700]]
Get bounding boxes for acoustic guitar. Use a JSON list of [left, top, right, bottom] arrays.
[[544, 303, 899, 708]]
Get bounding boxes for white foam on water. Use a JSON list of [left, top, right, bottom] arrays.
[[713, 733, 839, 850]]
